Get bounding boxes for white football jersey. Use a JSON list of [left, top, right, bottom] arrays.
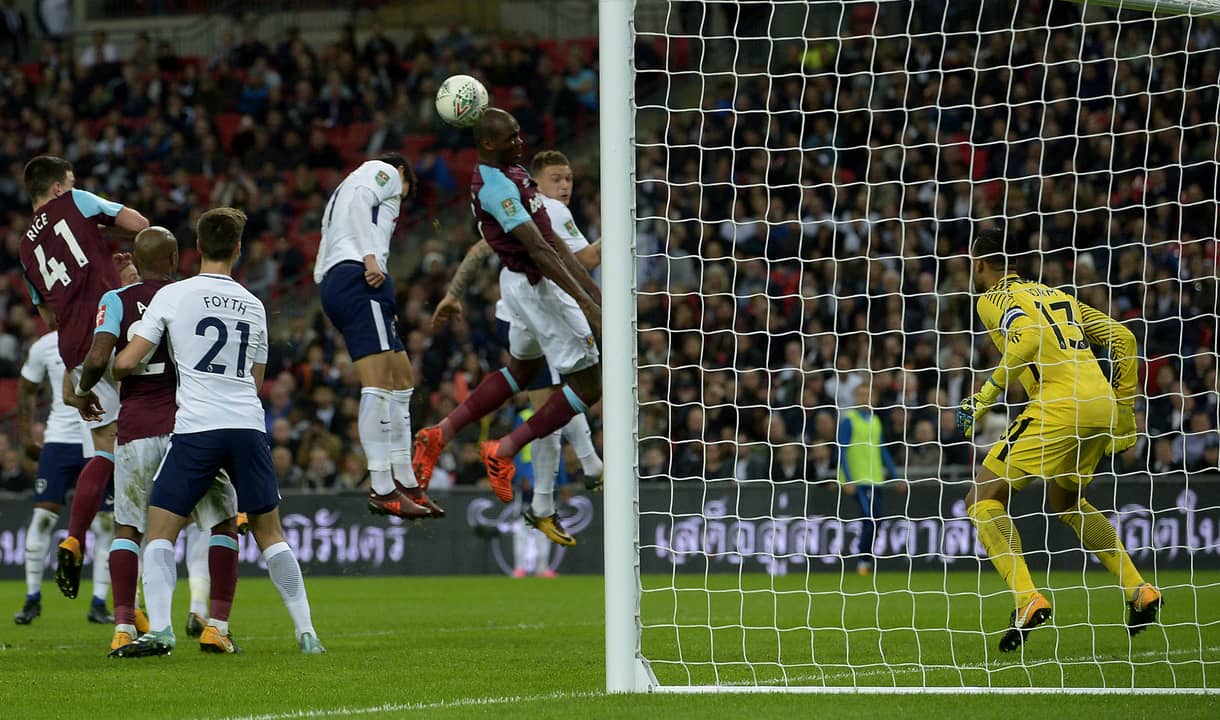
[[541, 195, 589, 255], [20, 332, 86, 445], [133, 274, 269, 434], [495, 195, 591, 322], [313, 160, 403, 284]]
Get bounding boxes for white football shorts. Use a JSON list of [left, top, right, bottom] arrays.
[[114, 434, 238, 533], [498, 267, 599, 376]]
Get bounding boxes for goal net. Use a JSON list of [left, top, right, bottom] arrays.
[[601, 0, 1220, 693]]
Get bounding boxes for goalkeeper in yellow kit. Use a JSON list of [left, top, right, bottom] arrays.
[[958, 229, 1162, 652]]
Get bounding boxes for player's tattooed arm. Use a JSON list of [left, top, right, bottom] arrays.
[[447, 239, 494, 298]]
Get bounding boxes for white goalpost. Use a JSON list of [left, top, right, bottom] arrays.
[[602, 0, 1220, 694]]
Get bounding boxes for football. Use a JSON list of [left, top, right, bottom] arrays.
[[435, 74, 490, 128]]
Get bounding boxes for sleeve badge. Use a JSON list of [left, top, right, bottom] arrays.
[[375, 170, 391, 187]]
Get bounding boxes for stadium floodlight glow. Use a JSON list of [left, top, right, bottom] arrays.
[[603, 0, 1220, 695]]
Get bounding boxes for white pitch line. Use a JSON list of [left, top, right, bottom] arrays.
[[691, 644, 1220, 687], [208, 690, 605, 720]]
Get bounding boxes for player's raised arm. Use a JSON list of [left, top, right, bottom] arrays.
[[432, 239, 494, 330]]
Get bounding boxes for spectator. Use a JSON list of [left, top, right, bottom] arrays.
[[0, 0, 29, 62], [78, 30, 117, 68], [305, 127, 343, 170]]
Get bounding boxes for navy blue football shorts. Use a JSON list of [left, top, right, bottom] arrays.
[[35, 442, 112, 511], [150, 429, 279, 516], [319, 261, 405, 361]]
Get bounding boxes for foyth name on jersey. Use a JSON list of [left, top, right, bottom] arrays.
[[202, 294, 254, 315]]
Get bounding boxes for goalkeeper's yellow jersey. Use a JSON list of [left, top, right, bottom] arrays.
[[976, 275, 1138, 429]]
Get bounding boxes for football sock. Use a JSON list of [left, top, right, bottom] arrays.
[[185, 524, 210, 618], [90, 513, 113, 602], [142, 538, 177, 634], [208, 531, 239, 623], [1060, 498, 1146, 602], [390, 388, 418, 488], [264, 542, 315, 639], [109, 537, 140, 627], [513, 516, 531, 574], [533, 524, 552, 573], [440, 368, 518, 443], [359, 387, 396, 495], [968, 499, 1038, 607], [67, 454, 114, 554], [498, 386, 586, 458], [529, 431, 561, 518], [24, 507, 58, 596], [562, 413, 603, 477]]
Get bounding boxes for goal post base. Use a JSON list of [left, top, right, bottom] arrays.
[[651, 685, 1220, 696]]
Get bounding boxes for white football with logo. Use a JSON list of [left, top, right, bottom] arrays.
[[435, 74, 490, 128]]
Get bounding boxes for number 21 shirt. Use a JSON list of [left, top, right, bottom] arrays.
[[133, 274, 269, 434]]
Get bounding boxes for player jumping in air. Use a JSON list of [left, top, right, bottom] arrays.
[[13, 331, 115, 626], [958, 228, 1161, 652], [414, 109, 602, 546], [19, 155, 150, 600], [314, 153, 441, 520], [110, 209, 323, 657], [75, 227, 240, 655], [432, 149, 604, 546]]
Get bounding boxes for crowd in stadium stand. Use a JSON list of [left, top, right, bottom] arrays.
[[0, 6, 1217, 498]]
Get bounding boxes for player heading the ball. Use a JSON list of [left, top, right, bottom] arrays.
[[414, 109, 602, 542]]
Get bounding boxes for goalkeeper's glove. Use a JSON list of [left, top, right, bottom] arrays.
[[957, 396, 979, 438], [1107, 402, 1137, 455], [958, 380, 1002, 439]]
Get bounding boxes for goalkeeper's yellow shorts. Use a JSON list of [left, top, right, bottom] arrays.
[[982, 414, 1111, 491]]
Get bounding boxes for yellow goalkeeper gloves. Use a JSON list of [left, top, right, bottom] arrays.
[[957, 379, 1003, 439], [1108, 402, 1137, 455]]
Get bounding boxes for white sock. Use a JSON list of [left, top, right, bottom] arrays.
[[142, 538, 177, 634], [529, 431, 561, 518], [390, 388, 418, 488], [513, 515, 531, 574], [208, 618, 230, 635], [359, 388, 396, 494], [185, 524, 210, 617], [90, 513, 114, 602], [24, 508, 58, 596], [562, 413, 603, 477], [263, 541, 315, 639], [533, 526, 552, 573]]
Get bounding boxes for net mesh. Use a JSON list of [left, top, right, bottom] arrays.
[[630, 0, 1220, 690]]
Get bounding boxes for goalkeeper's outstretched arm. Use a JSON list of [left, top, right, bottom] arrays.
[[1077, 302, 1139, 404]]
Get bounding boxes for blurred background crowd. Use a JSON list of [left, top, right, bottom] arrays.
[[0, 0, 1215, 498]]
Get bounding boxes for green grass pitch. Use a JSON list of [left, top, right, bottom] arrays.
[[0, 572, 1216, 719]]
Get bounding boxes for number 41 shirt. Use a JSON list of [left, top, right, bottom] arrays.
[[133, 273, 269, 434], [20, 189, 124, 369]]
